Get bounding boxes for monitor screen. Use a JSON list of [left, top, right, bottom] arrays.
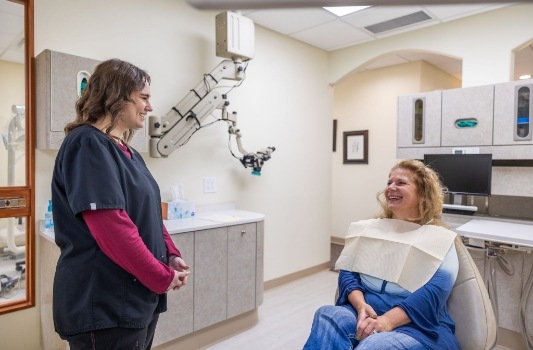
[[423, 154, 492, 196]]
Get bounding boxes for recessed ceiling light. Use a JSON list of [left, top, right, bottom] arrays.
[[519, 74, 532, 80], [323, 6, 369, 17]]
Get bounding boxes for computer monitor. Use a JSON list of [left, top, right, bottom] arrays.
[[423, 154, 492, 196]]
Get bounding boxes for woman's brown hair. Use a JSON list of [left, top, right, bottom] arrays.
[[65, 58, 151, 143]]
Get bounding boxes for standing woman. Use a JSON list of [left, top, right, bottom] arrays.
[[51, 59, 190, 350]]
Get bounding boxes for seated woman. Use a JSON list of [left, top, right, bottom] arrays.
[[303, 159, 461, 350]]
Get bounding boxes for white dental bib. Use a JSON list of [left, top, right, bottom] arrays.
[[335, 218, 456, 292]]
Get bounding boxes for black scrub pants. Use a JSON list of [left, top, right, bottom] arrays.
[[63, 314, 159, 350]]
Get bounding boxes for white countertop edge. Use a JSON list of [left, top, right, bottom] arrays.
[[39, 209, 265, 242], [456, 218, 533, 248], [457, 230, 533, 248], [443, 213, 533, 226], [165, 209, 265, 234]]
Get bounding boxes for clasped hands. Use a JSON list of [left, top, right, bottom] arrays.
[[355, 303, 393, 341], [167, 256, 190, 291]]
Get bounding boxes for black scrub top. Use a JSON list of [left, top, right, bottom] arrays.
[[51, 125, 167, 336]]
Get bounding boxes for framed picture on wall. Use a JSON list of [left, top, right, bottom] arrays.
[[343, 130, 368, 164]]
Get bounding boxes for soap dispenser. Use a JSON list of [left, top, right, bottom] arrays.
[[44, 200, 54, 232]]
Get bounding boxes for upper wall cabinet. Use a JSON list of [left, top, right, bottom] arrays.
[[36, 50, 148, 152], [441, 85, 494, 147], [493, 79, 533, 145], [397, 91, 441, 148], [397, 79, 533, 160]]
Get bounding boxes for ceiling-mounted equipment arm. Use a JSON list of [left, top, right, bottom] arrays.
[[148, 10, 274, 174], [148, 59, 244, 158]]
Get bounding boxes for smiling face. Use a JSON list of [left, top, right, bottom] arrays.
[[117, 83, 152, 133], [385, 168, 421, 221]]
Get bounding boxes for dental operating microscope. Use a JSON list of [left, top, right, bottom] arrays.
[[148, 11, 275, 175]]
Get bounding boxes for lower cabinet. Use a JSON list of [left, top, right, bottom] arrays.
[[153, 232, 195, 345], [227, 223, 257, 318], [153, 221, 264, 346], [193, 222, 259, 330], [41, 220, 264, 350], [194, 227, 229, 330]]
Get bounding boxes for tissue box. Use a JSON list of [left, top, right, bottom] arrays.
[[162, 200, 195, 220]]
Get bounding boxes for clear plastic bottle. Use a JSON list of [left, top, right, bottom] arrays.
[[44, 200, 54, 232]]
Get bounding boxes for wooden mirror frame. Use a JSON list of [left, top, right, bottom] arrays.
[[0, 0, 35, 315]]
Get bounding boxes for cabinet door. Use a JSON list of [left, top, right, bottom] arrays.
[[153, 232, 194, 346], [256, 221, 264, 307], [494, 79, 533, 145], [36, 50, 100, 149], [193, 227, 228, 331], [397, 91, 442, 148], [36, 50, 147, 151], [441, 85, 494, 146], [227, 223, 257, 318]]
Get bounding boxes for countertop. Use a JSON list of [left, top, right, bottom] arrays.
[[164, 209, 265, 234], [443, 213, 533, 248], [40, 208, 265, 243]]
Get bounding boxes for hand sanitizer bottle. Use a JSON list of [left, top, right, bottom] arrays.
[[44, 200, 54, 232]]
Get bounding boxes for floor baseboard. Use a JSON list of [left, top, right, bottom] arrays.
[[264, 262, 330, 291]]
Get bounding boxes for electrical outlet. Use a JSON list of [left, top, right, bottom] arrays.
[[204, 177, 217, 193]]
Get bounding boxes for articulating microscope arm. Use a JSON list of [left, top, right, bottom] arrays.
[[148, 58, 274, 175]]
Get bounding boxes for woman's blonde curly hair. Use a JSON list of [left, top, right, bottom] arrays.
[[376, 159, 446, 227]]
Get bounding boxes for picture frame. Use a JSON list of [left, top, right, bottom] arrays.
[[343, 130, 368, 164]]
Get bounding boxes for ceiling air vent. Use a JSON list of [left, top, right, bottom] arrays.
[[365, 11, 432, 34]]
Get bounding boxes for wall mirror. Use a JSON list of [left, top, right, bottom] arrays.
[[0, 0, 35, 314]]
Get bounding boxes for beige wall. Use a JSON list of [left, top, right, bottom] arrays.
[[331, 61, 461, 238]]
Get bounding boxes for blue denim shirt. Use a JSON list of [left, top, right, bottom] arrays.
[[337, 244, 460, 350]]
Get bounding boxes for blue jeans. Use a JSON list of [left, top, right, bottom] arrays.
[[302, 305, 427, 350]]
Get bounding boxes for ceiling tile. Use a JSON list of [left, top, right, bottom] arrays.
[[0, 12, 23, 35], [422, 3, 509, 22], [0, 31, 12, 49], [290, 20, 372, 51], [0, 0, 23, 16], [245, 8, 336, 35]]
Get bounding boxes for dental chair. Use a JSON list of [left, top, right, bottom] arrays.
[[448, 237, 497, 350], [334, 238, 497, 350]]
